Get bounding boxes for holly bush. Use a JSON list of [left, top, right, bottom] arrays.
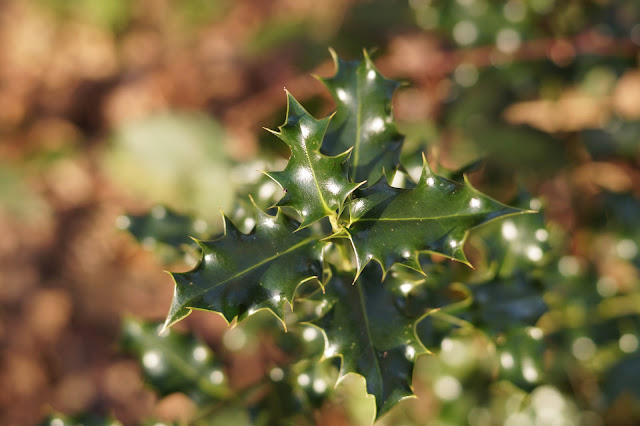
[[159, 50, 531, 419], [37, 2, 640, 422], [103, 44, 640, 425]]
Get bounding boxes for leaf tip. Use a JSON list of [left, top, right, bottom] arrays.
[[158, 320, 170, 336], [328, 47, 339, 67], [247, 194, 259, 209], [362, 47, 373, 63], [352, 260, 367, 284], [263, 126, 280, 137], [310, 72, 323, 83], [457, 254, 474, 269], [189, 236, 205, 249]]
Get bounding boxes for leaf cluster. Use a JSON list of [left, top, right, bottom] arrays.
[[158, 50, 530, 418]]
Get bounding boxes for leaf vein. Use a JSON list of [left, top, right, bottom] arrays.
[[190, 236, 319, 297]]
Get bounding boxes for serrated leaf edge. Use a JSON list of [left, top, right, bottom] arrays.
[[162, 204, 326, 334], [315, 48, 403, 184], [263, 90, 365, 229], [305, 272, 443, 419], [343, 155, 533, 281]]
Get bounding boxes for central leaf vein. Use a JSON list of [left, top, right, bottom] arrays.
[[193, 236, 318, 296], [356, 276, 383, 389], [304, 147, 331, 214], [352, 214, 490, 222]]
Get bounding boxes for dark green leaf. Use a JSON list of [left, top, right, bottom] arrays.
[[164, 205, 326, 330], [472, 192, 551, 276], [121, 318, 230, 403], [604, 353, 640, 406], [345, 160, 527, 277], [496, 327, 547, 389], [319, 50, 404, 184], [251, 359, 338, 426], [311, 266, 431, 418], [265, 92, 361, 228], [459, 272, 547, 336], [118, 205, 210, 263], [582, 119, 640, 160]]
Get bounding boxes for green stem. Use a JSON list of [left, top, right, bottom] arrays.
[[328, 214, 340, 233]]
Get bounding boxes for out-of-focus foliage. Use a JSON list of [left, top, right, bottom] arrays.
[[116, 205, 210, 264], [2, 0, 639, 425], [121, 318, 231, 403], [104, 113, 234, 220], [40, 413, 122, 426], [121, 315, 345, 426], [0, 163, 51, 222]]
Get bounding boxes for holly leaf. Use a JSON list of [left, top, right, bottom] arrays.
[[472, 192, 551, 276], [163, 205, 326, 330], [121, 318, 230, 403], [264, 91, 362, 229], [459, 271, 547, 336], [496, 327, 547, 389], [318, 50, 404, 184], [118, 205, 210, 263], [311, 266, 431, 418], [604, 353, 640, 406], [345, 160, 527, 277], [251, 359, 338, 426]]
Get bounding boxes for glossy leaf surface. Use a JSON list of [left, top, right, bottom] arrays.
[[319, 50, 404, 184], [265, 92, 361, 228], [311, 266, 431, 418], [459, 272, 547, 336], [346, 161, 525, 276], [164, 206, 326, 329]]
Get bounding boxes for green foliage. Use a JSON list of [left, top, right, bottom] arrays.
[[311, 266, 431, 417], [111, 33, 640, 425], [18, 0, 640, 424], [0, 162, 51, 223], [319, 50, 403, 184], [40, 413, 122, 426], [122, 318, 230, 403], [263, 92, 361, 228], [104, 113, 234, 220], [344, 166, 522, 277], [117, 205, 210, 264], [121, 315, 341, 426], [152, 51, 528, 420], [165, 206, 326, 329]]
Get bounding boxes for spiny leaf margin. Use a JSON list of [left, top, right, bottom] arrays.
[[264, 90, 363, 229], [317, 48, 404, 184], [309, 266, 435, 418], [344, 156, 531, 280], [163, 202, 326, 332]]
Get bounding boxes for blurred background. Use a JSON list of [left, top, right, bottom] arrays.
[[1, 0, 640, 425]]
